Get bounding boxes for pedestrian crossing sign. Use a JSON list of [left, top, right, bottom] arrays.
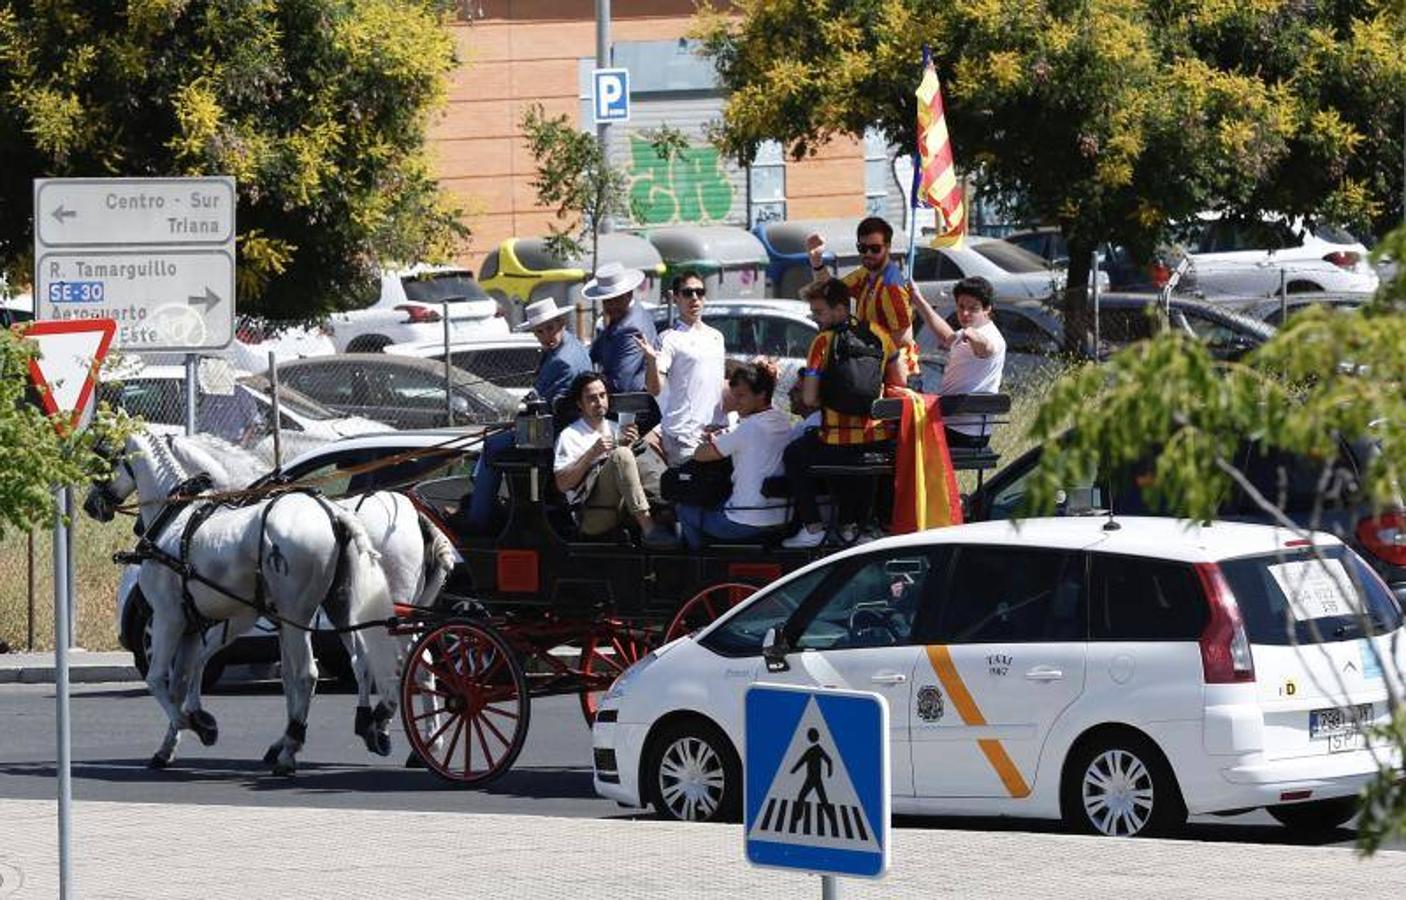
[[744, 683, 889, 879]]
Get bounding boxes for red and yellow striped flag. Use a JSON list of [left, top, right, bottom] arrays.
[[916, 62, 966, 249], [890, 387, 963, 534]]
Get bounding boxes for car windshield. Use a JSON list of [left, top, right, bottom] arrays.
[[1218, 546, 1403, 645], [973, 241, 1051, 274], [446, 346, 541, 390], [450, 368, 522, 421], [402, 272, 488, 304], [238, 376, 342, 421]]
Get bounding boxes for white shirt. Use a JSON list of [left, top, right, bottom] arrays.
[[939, 320, 1006, 435], [656, 320, 726, 449], [713, 406, 792, 529], [553, 417, 619, 504]]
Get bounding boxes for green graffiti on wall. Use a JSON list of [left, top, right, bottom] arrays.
[[627, 135, 735, 225]]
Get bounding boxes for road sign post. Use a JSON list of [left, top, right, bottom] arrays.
[[18, 317, 116, 900], [745, 683, 891, 894], [34, 177, 236, 354]]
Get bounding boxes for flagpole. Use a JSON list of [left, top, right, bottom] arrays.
[[905, 45, 932, 280]]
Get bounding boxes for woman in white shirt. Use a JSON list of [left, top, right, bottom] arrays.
[[675, 359, 792, 548], [637, 271, 726, 465]]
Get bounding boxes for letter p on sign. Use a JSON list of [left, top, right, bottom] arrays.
[[593, 68, 630, 124]]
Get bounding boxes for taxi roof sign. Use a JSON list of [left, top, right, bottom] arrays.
[[19, 318, 116, 434], [745, 684, 890, 879]]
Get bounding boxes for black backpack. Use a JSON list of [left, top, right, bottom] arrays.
[[820, 317, 885, 417]]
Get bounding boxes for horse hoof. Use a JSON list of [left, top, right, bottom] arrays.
[[148, 753, 172, 770], [404, 749, 426, 769], [271, 760, 296, 777], [372, 730, 392, 758], [190, 711, 219, 747], [354, 705, 373, 739], [262, 744, 282, 766]]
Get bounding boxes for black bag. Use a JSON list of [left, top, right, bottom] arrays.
[[820, 317, 885, 417], [660, 457, 734, 507]]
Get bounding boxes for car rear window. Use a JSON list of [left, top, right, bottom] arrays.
[[1219, 546, 1403, 645], [972, 241, 1051, 274], [447, 346, 541, 390], [402, 272, 488, 304]]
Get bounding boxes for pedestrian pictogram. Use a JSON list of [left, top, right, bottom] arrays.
[[745, 684, 889, 880]]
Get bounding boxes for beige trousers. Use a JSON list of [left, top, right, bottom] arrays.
[[579, 447, 651, 536]]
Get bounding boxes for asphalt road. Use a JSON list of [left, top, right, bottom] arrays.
[[2, 680, 1392, 851]]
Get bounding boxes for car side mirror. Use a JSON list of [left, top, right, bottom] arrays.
[[762, 627, 790, 673]]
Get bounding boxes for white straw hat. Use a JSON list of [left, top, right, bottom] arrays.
[[581, 262, 646, 302], [516, 298, 574, 331]]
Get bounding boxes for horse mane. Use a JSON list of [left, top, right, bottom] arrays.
[[176, 432, 268, 488], [132, 431, 189, 490]]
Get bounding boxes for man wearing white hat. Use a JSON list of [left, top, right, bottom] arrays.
[[464, 297, 592, 534], [585, 262, 658, 400]]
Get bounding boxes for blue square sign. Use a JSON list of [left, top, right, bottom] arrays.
[[745, 684, 890, 879], [593, 67, 630, 124]]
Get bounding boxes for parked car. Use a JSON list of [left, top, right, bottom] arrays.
[[1002, 227, 1146, 290], [274, 354, 521, 429], [593, 517, 1404, 835], [911, 236, 1066, 305], [1228, 292, 1367, 328], [1171, 214, 1379, 298], [97, 363, 384, 461], [383, 334, 542, 398], [115, 429, 482, 685], [326, 266, 509, 353]]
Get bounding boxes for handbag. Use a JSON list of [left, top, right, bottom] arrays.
[[660, 457, 734, 507]]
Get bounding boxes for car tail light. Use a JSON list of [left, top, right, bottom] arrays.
[[1149, 262, 1171, 288], [1194, 562, 1256, 684], [395, 304, 442, 324], [1355, 511, 1406, 566], [1322, 251, 1360, 270]]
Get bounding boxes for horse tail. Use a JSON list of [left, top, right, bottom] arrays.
[[330, 503, 380, 563], [413, 512, 458, 609]]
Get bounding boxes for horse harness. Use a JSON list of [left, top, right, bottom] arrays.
[[115, 479, 374, 637]]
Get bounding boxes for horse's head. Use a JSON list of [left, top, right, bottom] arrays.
[[84, 437, 138, 522]]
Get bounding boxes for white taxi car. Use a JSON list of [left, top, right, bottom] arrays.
[[592, 517, 1405, 836]]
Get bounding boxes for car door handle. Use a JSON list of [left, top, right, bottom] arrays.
[[870, 672, 907, 685], [1024, 667, 1064, 682]]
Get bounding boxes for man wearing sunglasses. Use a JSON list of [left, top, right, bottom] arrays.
[[806, 216, 920, 385], [636, 270, 726, 464]]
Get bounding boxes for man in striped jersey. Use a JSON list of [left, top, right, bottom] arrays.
[[805, 216, 920, 387], [781, 279, 908, 548]]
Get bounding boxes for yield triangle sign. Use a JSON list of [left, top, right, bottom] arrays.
[[19, 318, 116, 434]]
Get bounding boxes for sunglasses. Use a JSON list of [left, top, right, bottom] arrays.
[[857, 242, 886, 254], [679, 287, 707, 299]]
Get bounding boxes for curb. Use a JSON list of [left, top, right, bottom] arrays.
[[0, 663, 140, 685]]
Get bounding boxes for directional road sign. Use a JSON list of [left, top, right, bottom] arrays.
[[745, 683, 890, 880], [34, 176, 236, 352]]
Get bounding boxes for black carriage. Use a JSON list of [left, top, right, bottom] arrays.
[[393, 392, 1010, 785]]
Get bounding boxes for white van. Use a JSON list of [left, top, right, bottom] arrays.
[[592, 517, 1404, 836]]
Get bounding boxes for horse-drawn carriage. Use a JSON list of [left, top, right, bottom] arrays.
[[392, 391, 1011, 786]]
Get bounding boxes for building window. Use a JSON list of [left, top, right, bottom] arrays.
[[749, 140, 786, 226], [864, 128, 890, 217]]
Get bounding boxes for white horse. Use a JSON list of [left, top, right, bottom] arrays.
[[160, 432, 458, 755], [84, 432, 402, 774]]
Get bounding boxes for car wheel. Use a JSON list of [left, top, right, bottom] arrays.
[[347, 334, 393, 353], [1062, 732, 1186, 837], [1268, 796, 1358, 833], [645, 719, 742, 823], [125, 591, 225, 690]]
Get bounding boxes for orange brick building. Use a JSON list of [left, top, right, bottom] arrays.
[[432, 2, 878, 273]]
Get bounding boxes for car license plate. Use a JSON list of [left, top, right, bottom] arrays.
[[1309, 703, 1373, 739], [1327, 731, 1365, 753]]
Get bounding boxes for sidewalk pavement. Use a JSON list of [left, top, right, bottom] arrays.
[[0, 651, 137, 686], [2, 798, 1404, 899]]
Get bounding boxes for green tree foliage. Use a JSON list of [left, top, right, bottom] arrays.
[[520, 102, 687, 271], [1025, 222, 1406, 853], [694, 0, 1406, 331], [0, 0, 467, 319], [0, 327, 130, 536]]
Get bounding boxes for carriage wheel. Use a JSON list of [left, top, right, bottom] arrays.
[[578, 625, 657, 726], [399, 620, 530, 786], [663, 582, 760, 644]]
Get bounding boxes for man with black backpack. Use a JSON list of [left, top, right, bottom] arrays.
[[781, 279, 907, 548]]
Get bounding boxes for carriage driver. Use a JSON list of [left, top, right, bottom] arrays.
[[554, 372, 678, 548]]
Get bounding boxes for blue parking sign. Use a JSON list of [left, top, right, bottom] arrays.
[[593, 68, 630, 124], [745, 684, 890, 879]]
